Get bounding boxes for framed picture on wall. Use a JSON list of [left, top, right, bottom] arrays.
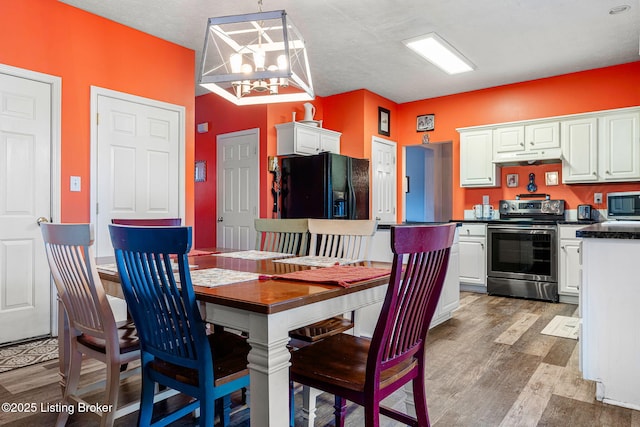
[[545, 171, 559, 186], [378, 107, 390, 136], [506, 173, 518, 188], [417, 114, 435, 132]]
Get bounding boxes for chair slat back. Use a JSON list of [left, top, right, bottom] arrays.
[[109, 225, 211, 371], [369, 224, 456, 374], [308, 219, 377, 260], [40, 223, 115, 340], [254, 218, 309, 256], [111, 218, 182, 226]]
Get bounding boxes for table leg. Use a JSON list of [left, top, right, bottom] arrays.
[[246, 314, 292, 427]]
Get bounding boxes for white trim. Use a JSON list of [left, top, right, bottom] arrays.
[[0, 63, 62, 336], [89, 86, 186, 230]]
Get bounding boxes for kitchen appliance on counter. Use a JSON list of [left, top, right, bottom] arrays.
[[281, 152, 369, 219], [607, 191, 640, 220], [487, 194, 565, 302], [578, 204, 592, 220]]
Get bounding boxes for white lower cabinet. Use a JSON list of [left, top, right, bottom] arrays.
[[558, 225, 582, 303], [458, 223, 487, 289]]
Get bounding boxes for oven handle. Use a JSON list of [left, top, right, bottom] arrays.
[[487, 224, 557, 231]]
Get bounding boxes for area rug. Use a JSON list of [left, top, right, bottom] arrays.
[[0, 338, 58, 373], [541, 315, 579, 340]]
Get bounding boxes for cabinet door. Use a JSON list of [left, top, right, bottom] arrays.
[[561, 117, 598, 183], [494, 126, 524, 154], [320, 132, 340, 154], [459, 237, 486, 285], [439, 240, 460, 313], [559, 239, 581, 295], [294, 125, 321, 155], [460, 130, 500, 187], [526, 121, 560, 150], [599, 112, 640, 181]]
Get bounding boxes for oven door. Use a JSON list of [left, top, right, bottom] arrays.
[[487, 224, 557, 282]]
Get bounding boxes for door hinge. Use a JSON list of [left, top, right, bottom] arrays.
[[96, 113, 100, 126], [96, 203, 99, 215]]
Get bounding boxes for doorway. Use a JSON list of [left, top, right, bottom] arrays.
[[90, 87, 185, 260], [403, 142, 452, 222], [0, 64, 61, 344], [216, 128, 259, 249]]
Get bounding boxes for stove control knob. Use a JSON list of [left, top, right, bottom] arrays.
[[501, 202, 509, 211]]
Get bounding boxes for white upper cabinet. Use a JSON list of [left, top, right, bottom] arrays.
[[493, 121, 560, 163], [599, 111, 640, 181], [459, 129, 501, 187], [276, 122, 341, 156], [562, 117, 598, 183]]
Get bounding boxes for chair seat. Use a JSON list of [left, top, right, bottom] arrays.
[[289, 316, 354, 342], [77, 321, 139, 354], [150, 330, 250, 388], [290, 333, 417, 393]]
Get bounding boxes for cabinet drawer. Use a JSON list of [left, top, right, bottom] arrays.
[[459, 223, 486, 237], [559, 225, 584, 240]]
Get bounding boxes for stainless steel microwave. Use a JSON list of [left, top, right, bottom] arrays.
[[607, 191, 640, 220]]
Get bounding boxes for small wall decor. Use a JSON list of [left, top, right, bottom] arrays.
[[506, 173, 518, 188], [527, 172, 538, 192], [195, 160, 206, 182], [417, 113, 435, 132], [545, 171, 559, 186], [378, 107, 390, 136]]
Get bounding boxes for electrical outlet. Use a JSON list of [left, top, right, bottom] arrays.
[[594, 193, 603, 204]]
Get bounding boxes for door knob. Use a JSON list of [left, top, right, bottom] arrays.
[[36, 217, 49, 226], [217, 217, 224, 223]]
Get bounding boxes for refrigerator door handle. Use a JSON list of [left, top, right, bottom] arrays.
[[347, 159, 356, 219]]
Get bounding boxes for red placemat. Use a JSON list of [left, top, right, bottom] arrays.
[[267, 265, 391, 288]]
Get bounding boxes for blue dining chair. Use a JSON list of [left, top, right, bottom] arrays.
[[108, 225, 250, 427]]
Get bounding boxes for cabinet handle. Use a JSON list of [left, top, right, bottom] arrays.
[[606, 170, 610, 175], [592, 172, 597, 176], [529, 141, 534, 146], [520, 142, 524, 147], [480, 243, 484, 249]]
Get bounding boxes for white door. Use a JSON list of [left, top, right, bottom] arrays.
[[0, 73, 52, 343], [93, 90, 183, 259], [371, 136, 396, 224], [216, 129, 259, 249]]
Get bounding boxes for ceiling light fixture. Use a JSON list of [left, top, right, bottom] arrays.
[[402, 32, 475, 75], [199, 2, 314, 105]]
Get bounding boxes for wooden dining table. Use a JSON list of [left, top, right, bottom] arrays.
[[98, 249, 391, 427]]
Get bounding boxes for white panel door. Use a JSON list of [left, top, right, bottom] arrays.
[[95, 94, 181, 259], [371, 136, 396, 224], [0, 73, 51, 343], [216, 129, 259, 250]]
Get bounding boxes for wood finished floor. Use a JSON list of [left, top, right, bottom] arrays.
[[1, 292, 639, 426]]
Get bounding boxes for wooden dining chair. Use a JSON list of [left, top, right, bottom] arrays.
[[109, 224, 250, 427], [289, 218, 378, 343], [290, 223, 456, 427], [254, 218, 309, 256], [111, 218, 182, 226], [40, 223, 143, 427]]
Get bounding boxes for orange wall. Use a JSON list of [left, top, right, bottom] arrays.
[[398, 61, 640, 218], [0, 0, 195, 224]]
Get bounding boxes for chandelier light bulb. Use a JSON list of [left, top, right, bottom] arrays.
[[230, 53, 243, 73], [253, 48, 266, 71]]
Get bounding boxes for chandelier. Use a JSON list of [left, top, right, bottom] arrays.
[[199, 6, 314, 106]]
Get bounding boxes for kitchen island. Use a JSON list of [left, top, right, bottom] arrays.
[[577, 222, 640, 410]]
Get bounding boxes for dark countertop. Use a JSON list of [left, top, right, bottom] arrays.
[[450, 219, 598, 225], [576, 222, 640, 239], [377, 221, 461, 230]]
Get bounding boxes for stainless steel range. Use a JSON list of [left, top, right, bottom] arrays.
[[487, 195, 565, 302]]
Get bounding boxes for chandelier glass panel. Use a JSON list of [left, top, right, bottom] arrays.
[[199, 10, 314, 105]]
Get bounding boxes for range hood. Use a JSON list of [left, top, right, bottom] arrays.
[[492, 147, 563, 165]]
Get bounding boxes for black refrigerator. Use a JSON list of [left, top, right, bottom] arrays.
[[281, 152, 369, 219]]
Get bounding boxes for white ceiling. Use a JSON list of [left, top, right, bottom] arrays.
[[59, 0, 640, 103]]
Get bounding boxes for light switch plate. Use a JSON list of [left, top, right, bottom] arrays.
[[70, 176, 81, 192]]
